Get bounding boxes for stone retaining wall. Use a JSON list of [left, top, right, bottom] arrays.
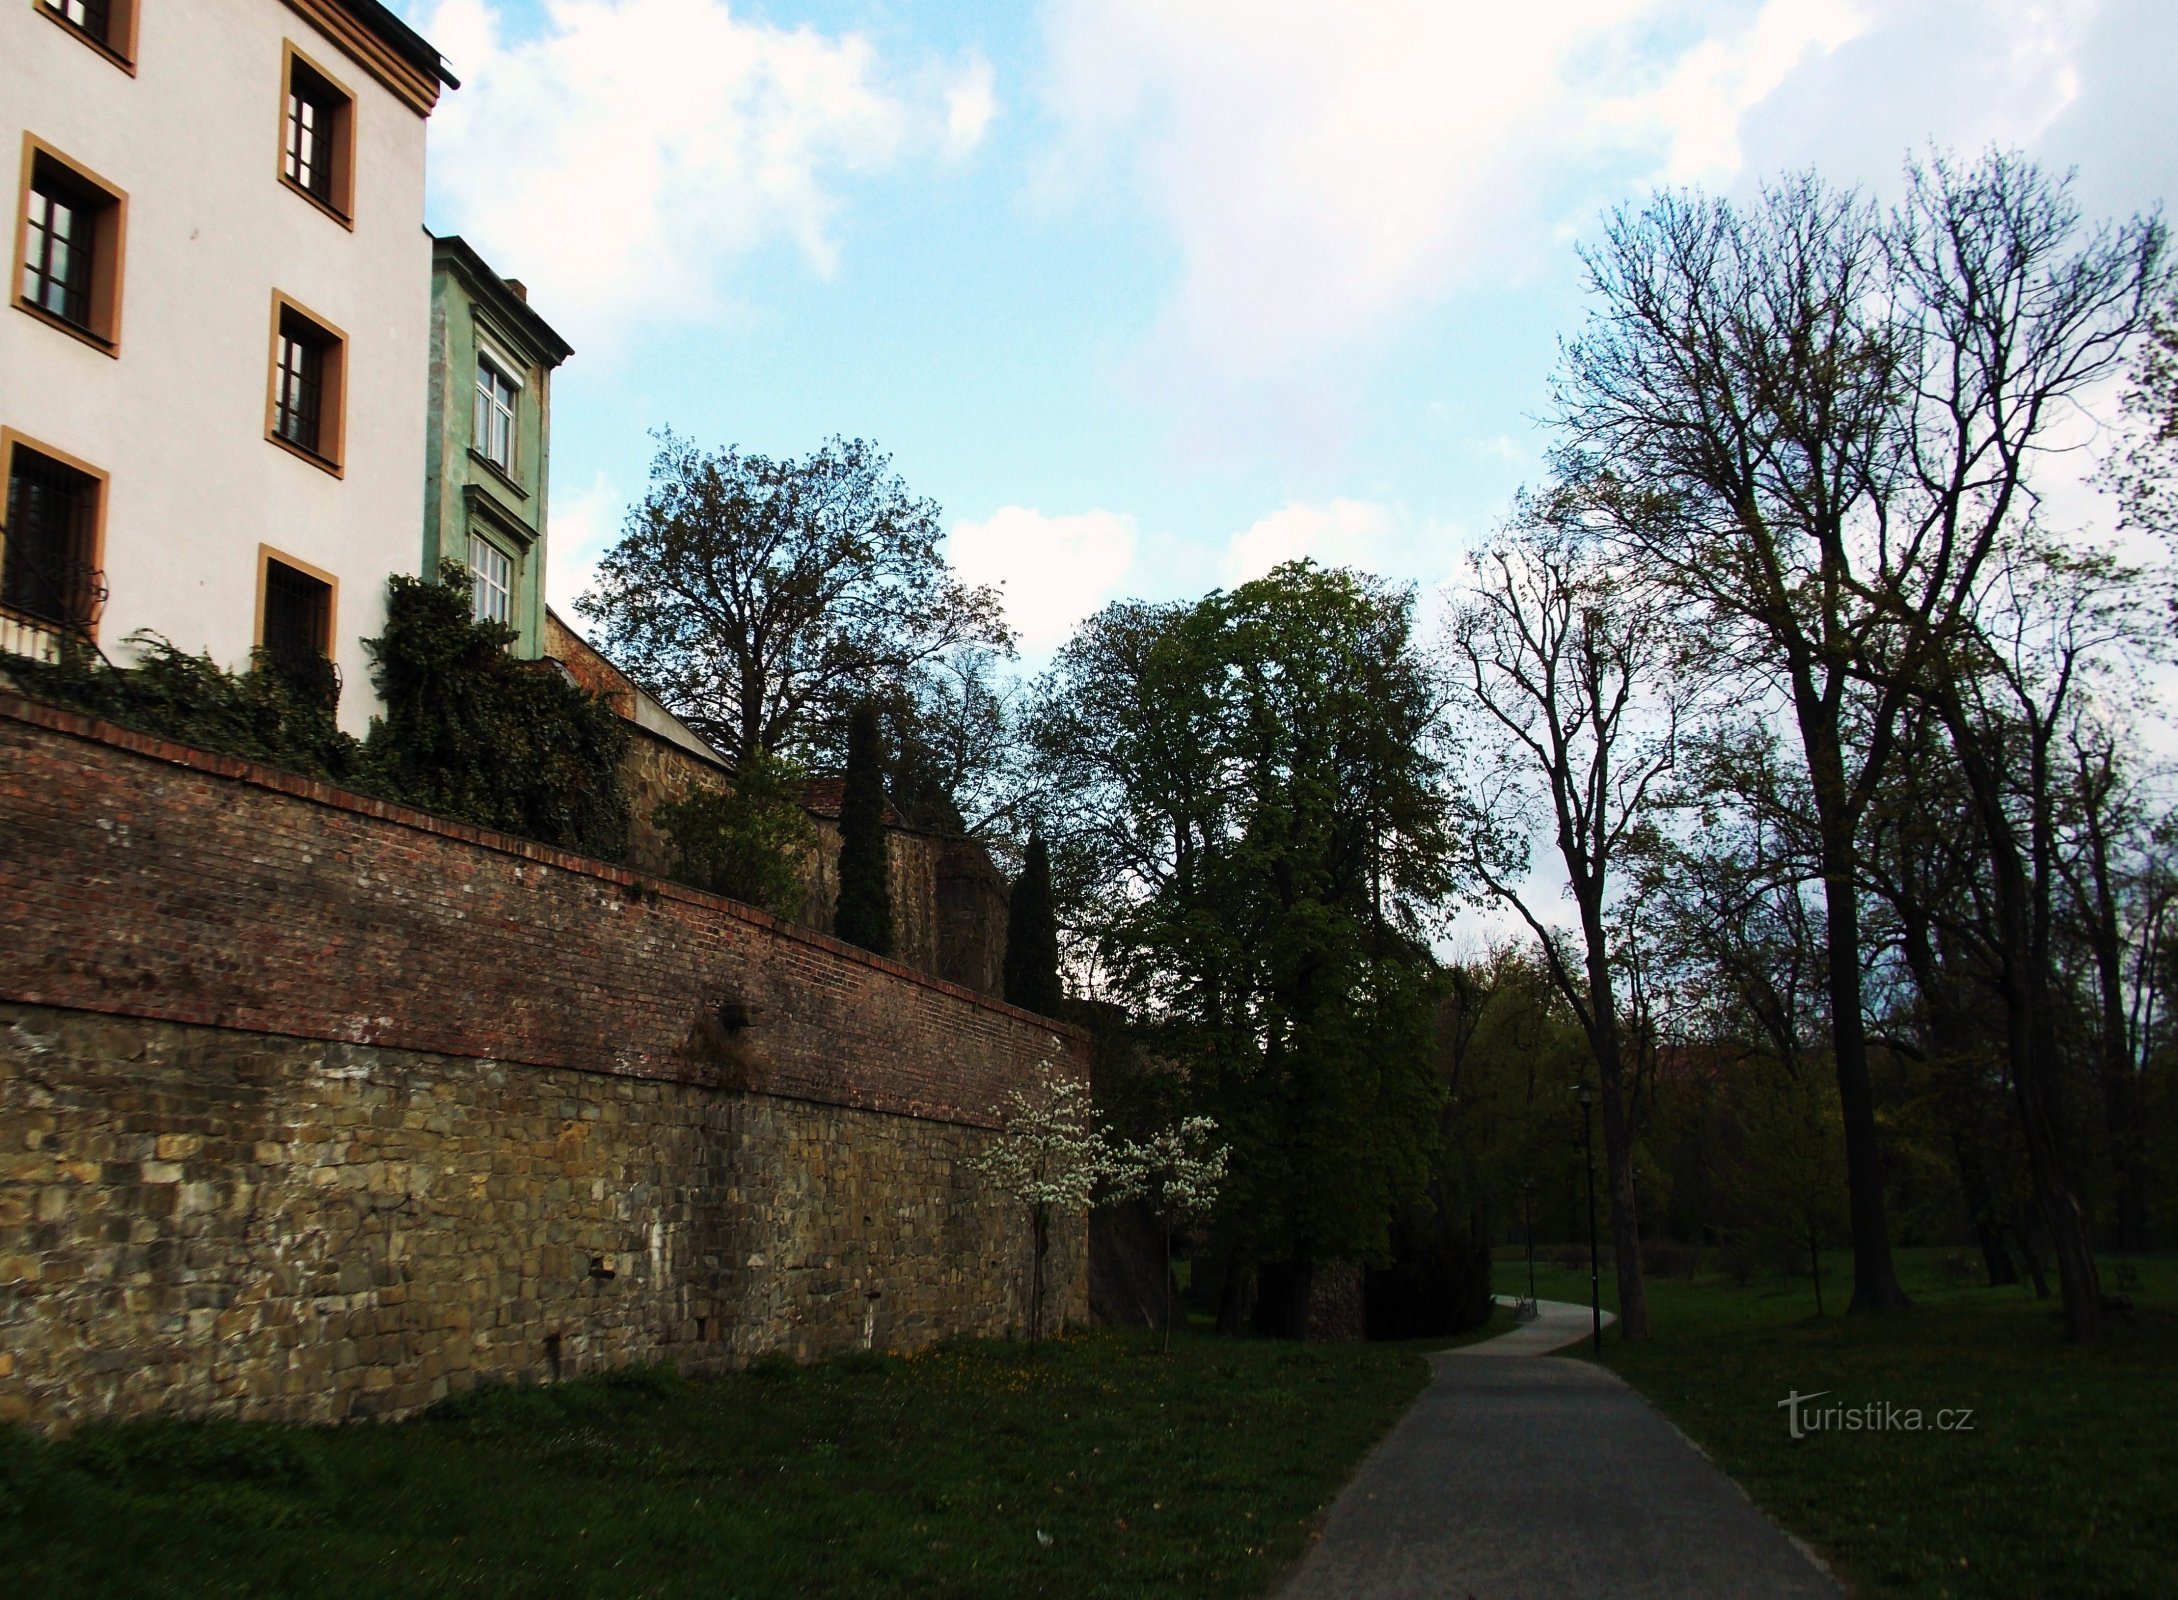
[[0, 696, 1087, 1432]]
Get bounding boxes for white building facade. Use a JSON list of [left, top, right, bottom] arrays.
[[2, 0, 453, 730]]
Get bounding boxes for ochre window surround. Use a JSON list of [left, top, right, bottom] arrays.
[[264, 292, 348, 476], [253, 544, 339, 670], [278, 41, 356, 228], [1, 426, 110, 643], [13, 134, 127, 356], [35, 0, 138, 73]]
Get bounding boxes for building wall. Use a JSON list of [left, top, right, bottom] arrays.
[[0, 694, 1091, 1430], [422, 239, 566, 659], [1, 0, 437, 732]]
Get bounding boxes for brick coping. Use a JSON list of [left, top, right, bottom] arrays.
[[0, 690, 1089, 1046]]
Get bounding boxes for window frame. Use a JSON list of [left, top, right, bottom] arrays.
[[0, 427, 109, 646], [35, 0, 138, 74], [253, 545, 339, 671], [13, 134, 127, 356], [264, 292, 348, 476], [472, 348, 521, 476], [277, 41, 356, 229], [467, 529, 516, 628]]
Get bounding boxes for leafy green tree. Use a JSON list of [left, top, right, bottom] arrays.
[[577, 432, 1011, 768], [834, 702, 892, 955], [1004, 834, 1063, 1014], [365, 563, 630, 859], [656, 750, 816, 918], [1032, 562, 1455, 1319]]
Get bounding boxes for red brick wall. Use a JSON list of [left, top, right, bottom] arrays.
[[0, 694, 1088, 1127]]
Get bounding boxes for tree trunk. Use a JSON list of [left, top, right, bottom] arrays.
[[1948, 1130, 2020, 1288], [1809, 1220, 1825, 1317], [1162, 1219, 1174, 1355], [1029, 1203, 1049, 1344], [1576, 904, 1649, 1342], [1816, 844, 1911, 1311]]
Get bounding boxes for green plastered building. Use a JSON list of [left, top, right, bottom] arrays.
[[422, 234, 573, 658]]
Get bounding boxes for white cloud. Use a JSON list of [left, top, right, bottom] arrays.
[[416, 0, 991, 346], [1037, 0, 2107, 374], [944, 55, 1000, 158], [1225, 499, 1399, 585], [1606, 0, 1869, 182], [1223, 499, 1475, 595], [947, 506, 1139, 655], [543, 472, 619, 621]]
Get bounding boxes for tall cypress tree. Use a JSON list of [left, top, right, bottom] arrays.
[[1003, 834, 1062, 1015], [833, 702, 893, 955]]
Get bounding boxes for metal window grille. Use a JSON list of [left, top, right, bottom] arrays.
[[261, 559, 331, 672], [2, 448, 100, 630], [44, 0, 112, 44], [284, 75, 334, 202], [21, 175, 94, 328], [474, 357, 518, 471], [469, 533, 514, 625], [274, 321, 325, 453]]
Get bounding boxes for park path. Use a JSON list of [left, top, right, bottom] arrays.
[[1277, 1297, 1843, 1599]]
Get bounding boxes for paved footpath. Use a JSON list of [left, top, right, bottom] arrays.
[[1279, 1298, 1842, 1599]]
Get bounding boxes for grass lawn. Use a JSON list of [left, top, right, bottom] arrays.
[[0, 1316, 1499, 1599], [1521, 1247, 2178, 1600]]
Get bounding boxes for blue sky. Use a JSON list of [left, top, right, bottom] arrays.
[[393, 0, 2178, 660]]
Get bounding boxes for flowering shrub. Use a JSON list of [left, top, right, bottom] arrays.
[[970, 1064, 1111, 1342], [1111, 1116, 1229, 1350]]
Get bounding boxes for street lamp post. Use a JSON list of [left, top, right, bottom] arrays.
[[1522, 1176, 1537, 1311], [1577, 1083, 1601, 1355]]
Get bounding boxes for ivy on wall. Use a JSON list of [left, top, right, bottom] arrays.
[[2, 564, 631, 862]]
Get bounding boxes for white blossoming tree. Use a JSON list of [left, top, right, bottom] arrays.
[[1112, 1115, 1229, 1353], [970, 1063, 1108, 1344]]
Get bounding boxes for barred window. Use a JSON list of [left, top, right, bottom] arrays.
[[260, 557, 332, 673], [2, 444, 101, 631]]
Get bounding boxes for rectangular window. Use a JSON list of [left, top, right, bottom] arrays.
[[257, 553, 333, 674], [280, 46, 354, 222], [15, 139, 126, 351], [38, 0, 136, 67], [468, 533, 514, 626], [2, 439, 103, 635], [265, 295, 346, 472], [473, 355, 518, 473]]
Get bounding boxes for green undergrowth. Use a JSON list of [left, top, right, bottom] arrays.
[[1525, 1247, 2178, 1600], [0, 1328, 1439, 1599]]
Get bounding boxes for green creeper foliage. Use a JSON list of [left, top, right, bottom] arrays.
[[833, 702, 892, 955], [4, 633, 358, 782], [655, 751, 817, 919], [1003, 834, 1062, 1014], [363, 563, 631, 860]]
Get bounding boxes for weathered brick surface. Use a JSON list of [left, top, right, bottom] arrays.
[[0, 695, 1085, 1126], [0, 696, 1089, 1430], [0, 1002, 1085, 1431]]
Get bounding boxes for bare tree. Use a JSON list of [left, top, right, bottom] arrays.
[[1447, 495, 1683, 1341], [1554, 152, 2164, 1316]]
